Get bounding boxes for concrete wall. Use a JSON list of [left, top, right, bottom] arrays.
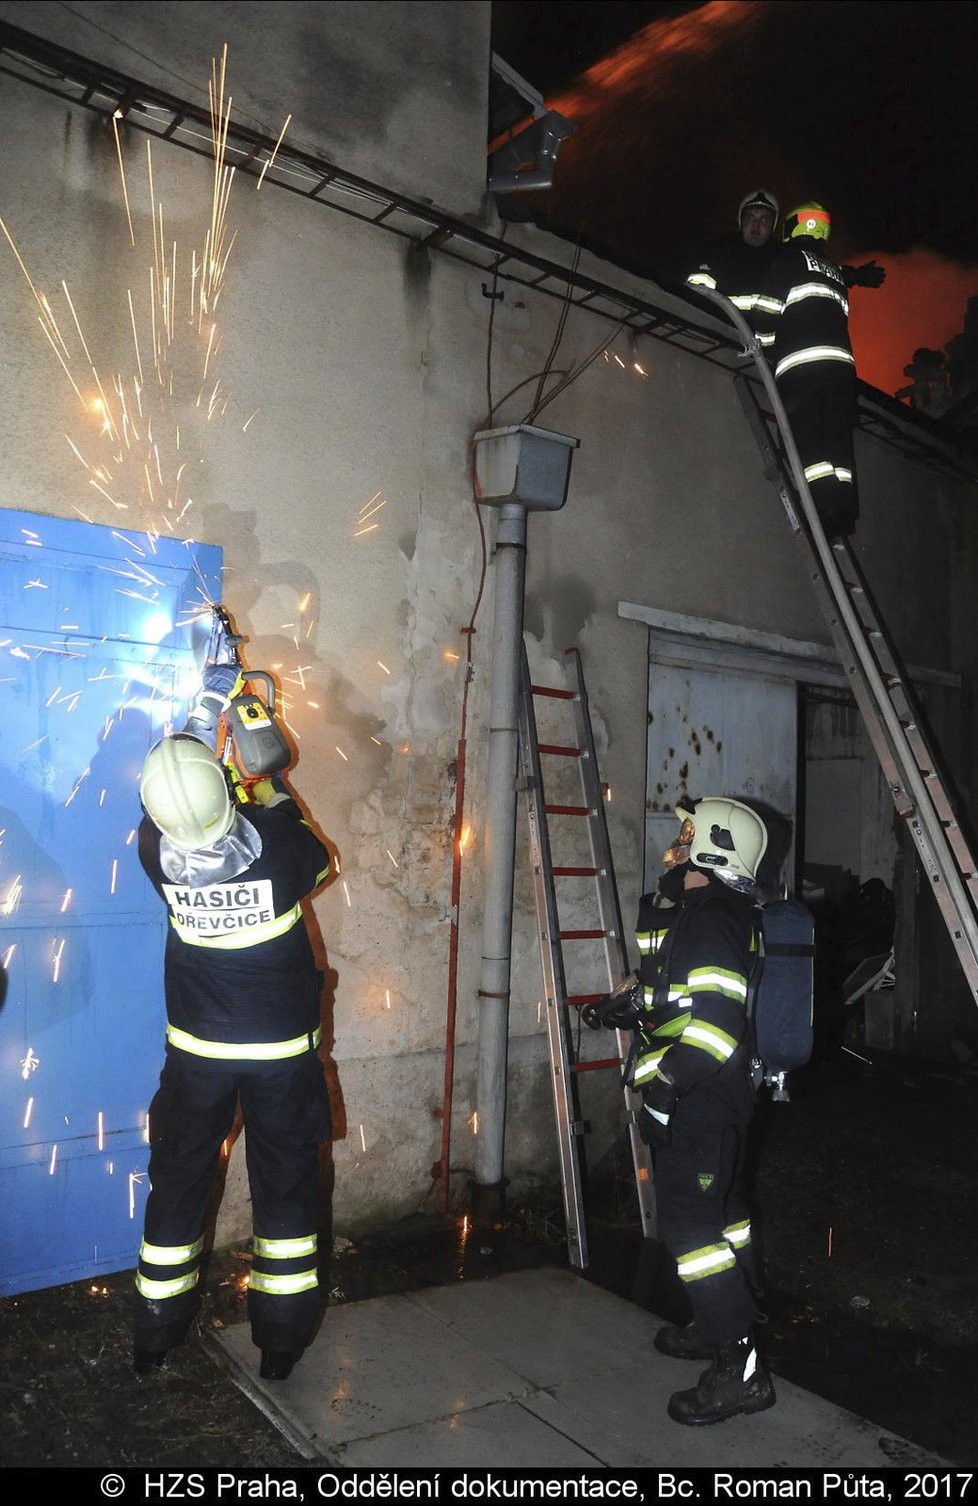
[[2, 1, 977, 1240]]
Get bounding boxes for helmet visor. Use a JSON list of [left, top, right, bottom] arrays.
[[662, 815, 696, 869]]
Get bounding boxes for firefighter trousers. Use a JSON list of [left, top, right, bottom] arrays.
[[654, 1070, 759, 1347], [779, 362, 859, 536], [134, 1045, 332, 1355]]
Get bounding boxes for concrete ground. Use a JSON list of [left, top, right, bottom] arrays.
[[212, 1267, 947, 1468]]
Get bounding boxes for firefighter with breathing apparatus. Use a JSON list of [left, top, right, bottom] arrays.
[[633, 797, 775, 1426]]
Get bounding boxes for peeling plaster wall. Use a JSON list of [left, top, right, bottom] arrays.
[[2, 3, 978, 1244]]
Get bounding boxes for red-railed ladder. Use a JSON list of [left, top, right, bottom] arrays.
[[517, 643, 655, 1269]]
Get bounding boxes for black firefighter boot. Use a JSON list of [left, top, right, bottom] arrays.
[[667, 1333, 776, 1426], [654, 1322, 712, 1361]]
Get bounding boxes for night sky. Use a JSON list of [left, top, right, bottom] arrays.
[[491, 0, 978, 397]]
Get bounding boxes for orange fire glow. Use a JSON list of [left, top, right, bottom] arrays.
[[847, 250, 978, 400]]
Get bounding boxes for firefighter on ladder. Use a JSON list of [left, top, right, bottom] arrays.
[[133, 666, 333, 1382], [634, 797, 775, 1426], [685, 189, 781, 331], [754, 201, 861, 540]]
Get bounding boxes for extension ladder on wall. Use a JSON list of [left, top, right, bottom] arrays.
[[516, 644, 656, 1270], [697, 284, 978, 1007]]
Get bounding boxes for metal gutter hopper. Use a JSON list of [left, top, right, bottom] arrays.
[[473, 424, 580, 511]]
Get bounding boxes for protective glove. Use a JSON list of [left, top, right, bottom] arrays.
[[844, 260, 886, 289], [638, 1071, 678, 1150], [250, 774, 291, 808], [182, 665, 244, 751], [202, 664, 243, 698], [581, 971, 643, 1031]]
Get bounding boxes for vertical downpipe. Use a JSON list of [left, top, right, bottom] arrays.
[[473, 501, 528, 1188]]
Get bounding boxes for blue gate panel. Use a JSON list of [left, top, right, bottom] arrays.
[[0, 507, 222, 1295]]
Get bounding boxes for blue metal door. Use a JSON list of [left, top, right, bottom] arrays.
[[0, 508, 222, 1294]]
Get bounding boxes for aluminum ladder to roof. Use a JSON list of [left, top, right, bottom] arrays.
[[696, 286, 978, 1008], [516, 643, 656, 1270]]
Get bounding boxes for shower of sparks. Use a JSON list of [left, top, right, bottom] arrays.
[[64, 768, 91, 807], [23, 1098, 34, 1130], [52, 938, 67, 983], [354, 522, 378, 538], [458, 823, 473, 852], [20, 1046, 39, 1080], [385, 989, 392, 1010], [342, 881, 351, 906], [469, 1112, 479, 1135], [370, 735, 383, 746], [111, 112, 136, 246], [129, 1170, 148, 1219], [386, 849, 399, 868], [335, 746, 348, 761], [376, 661, 391, 675], [359, 1124, 367, 1153], [110, 859, 119, 895], [1, 944, 16, 968], [242, 407, 260, 431], [20, 735, 49, 754], [98, 1111, 105, 1151], [256, 112, 292, 190], [0, 46, 274, 554], [297, 592, 311, 613], [443, 650, 460, 662], [357, 495, 388, 524], [2, 875, 23, 915], [60, 889, 73, 913], [49, 1145, 59, 1176]]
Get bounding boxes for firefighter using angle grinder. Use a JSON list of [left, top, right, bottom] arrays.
[[633, 798, 775, 1426], [133, 612, 333, 1383]]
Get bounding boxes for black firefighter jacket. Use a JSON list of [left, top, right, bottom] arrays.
[[754, 236, 855, 381], [633, 882, 759, 1097], [685, 235, 780, 328], [139, 798, 331, 1061]]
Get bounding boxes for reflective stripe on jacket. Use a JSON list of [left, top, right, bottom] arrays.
[[755, 239, 853, 381], [634, 884, 757, 1093], [139, 799, 331, 1053]]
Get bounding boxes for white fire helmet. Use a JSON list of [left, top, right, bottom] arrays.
[[140, 734, 234, 851], [737, 188, 779, 229], [673, 797, 768, 891]]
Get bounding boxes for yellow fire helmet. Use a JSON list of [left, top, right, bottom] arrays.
[[783, 202, 831, 242], [140, 734, 234, 851], [673, 797, 768, 891]]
